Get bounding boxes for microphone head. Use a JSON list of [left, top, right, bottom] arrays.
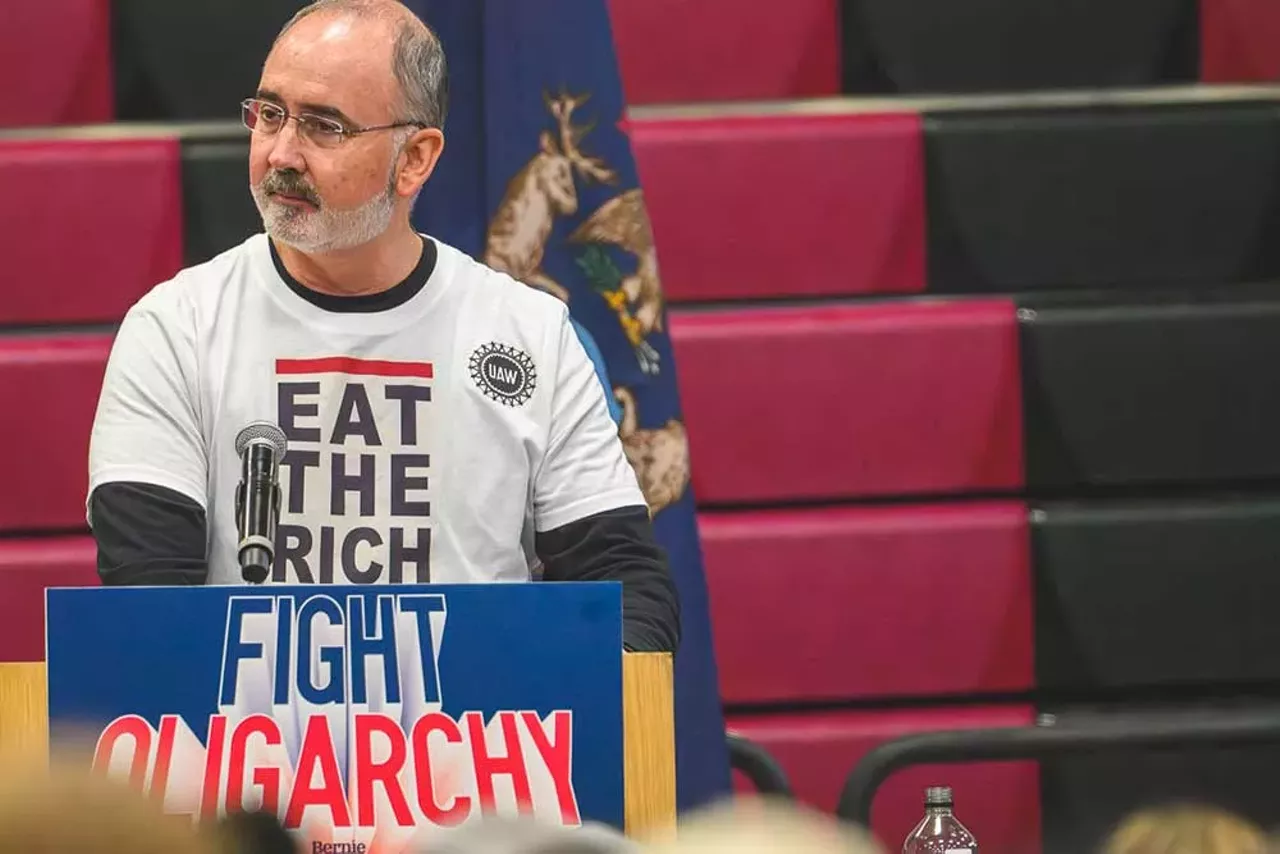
[[235, 421, 288, 458], [240, 546, 272, 584]]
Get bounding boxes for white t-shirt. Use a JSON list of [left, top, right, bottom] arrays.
[[87, 233, 645, 586]]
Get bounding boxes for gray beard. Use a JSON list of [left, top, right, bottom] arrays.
[[250, 179, 399, 254]]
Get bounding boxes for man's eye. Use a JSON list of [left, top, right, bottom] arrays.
[[305, 118, 345, 137]]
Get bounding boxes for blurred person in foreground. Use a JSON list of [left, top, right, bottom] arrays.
[[649, 799, 886, 854], [0, 758, 217, 854], [415, 815, 637, 854], [216, 808, 303, 854], [1103, 804, 1269, 854], [85, 0, 678, 652]]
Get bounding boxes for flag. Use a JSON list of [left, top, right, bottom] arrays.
[[408, 0, 732, 813]]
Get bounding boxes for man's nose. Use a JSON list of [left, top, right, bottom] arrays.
[[265, 120, 307, 172]]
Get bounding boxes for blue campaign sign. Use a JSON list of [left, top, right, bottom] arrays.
[[46, 582, 623, 846]]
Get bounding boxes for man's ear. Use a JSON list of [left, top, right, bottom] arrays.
[[398, 128, 445, 198]]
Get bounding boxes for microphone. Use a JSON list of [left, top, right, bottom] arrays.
[[234, 421, 288, 584]]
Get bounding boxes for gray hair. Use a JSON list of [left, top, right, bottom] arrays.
[[276, 0, 448, 130]]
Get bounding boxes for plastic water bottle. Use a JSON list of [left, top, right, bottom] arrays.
[[902, 786, 979, 854]]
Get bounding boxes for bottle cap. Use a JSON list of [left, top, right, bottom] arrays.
[[925, 786, 953, 808]]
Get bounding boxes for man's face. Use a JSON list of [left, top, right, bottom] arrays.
[[249, 13, 407, 253]]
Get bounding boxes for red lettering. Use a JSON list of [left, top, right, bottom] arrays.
[[201, 715, 229, 820], [285, 716, 351, 829], [91, 715, 152, 793], [410, 713, 471, 826], [353, 714, 413, 828], [225, 715, 283, 815], [466, 711, 532, 816], [521, 711, 580, 824], [149, 715, 180, 805]]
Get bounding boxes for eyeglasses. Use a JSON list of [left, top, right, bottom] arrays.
[[240, 98, 425, 149]]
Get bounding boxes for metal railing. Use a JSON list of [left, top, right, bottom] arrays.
[[727, 731, 795, 798], [835, 708, 1280, 826]]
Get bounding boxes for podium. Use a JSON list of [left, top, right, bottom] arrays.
[[0, 582, 674, 842]]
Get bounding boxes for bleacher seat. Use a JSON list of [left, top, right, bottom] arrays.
[[728, 706, 1040, 851], [703, 502, 1032, 704], [630, 111, 925, 301], [0, 334, 112, 532], [1200, 0, 1280, 82], [111, 0, 300, 122], [0, 0, 114, 128], [670, 300, 1023, 504], [925, 98, 1280, 293], [184, 109, 929, 301], [1019, 291, 1280, 489], [0, 538, 97, 662], [1033, 496, 1280, 690], [109, 0, 838, 122], [841, 0, 1198, 93], [181, 134, 261, 267], [0, 136, 183, 325], [1038, 703, 1280, 854], [608, 0, 840, 105]]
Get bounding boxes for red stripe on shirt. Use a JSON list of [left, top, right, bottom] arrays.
[[275, 357, 434, 378]]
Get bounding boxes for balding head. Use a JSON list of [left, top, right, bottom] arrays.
[[275, 0, 448, 130]]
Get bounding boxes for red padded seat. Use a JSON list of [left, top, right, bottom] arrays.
[[728, 706, 1041, 852], [704, 502, 1032, 705], [609, 0, 839, 105], [630, 112, 925, 301], [670, 300, 1024, 503], [0, 0, 113, 127], [1201, 0, 1280, 82], [0, 137, 182, 325], [0, 334, 112, 532], [0, 537, 98, 662]]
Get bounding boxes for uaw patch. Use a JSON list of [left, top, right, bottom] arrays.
[[469, 342, 537, 407]]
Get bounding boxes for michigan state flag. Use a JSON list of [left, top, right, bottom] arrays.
[[407, 0, 732, 813]]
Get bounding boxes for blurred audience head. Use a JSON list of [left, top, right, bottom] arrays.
[[415, 816, 637, 854], [650, 799, 886, 854], [216, 808, 302, 854], [1103, 803, 1269, 854], [0, 755, 216, 854]]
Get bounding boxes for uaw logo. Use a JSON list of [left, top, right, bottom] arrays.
[[90, 593, 581, 847], [468, 343, 536, 407]]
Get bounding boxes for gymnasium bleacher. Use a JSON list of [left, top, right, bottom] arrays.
[[4, 1, 1280, 852]]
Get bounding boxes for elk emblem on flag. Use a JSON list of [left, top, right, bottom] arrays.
[[483, 92, 618, 304], [485, 93, 665, 378]]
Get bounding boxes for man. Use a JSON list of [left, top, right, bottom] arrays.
[[86, 0, 679, 653]]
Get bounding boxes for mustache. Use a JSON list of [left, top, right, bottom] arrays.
[[260, 170, 320, 205]]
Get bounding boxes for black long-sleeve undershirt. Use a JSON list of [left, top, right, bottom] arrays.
[[89, 481, 680, 652]]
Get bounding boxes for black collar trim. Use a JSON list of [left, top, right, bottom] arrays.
[[268, 236, 437, 314]]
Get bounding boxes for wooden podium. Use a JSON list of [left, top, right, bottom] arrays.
[[619, 652, 678, 837], [0, 590, 675, 839]]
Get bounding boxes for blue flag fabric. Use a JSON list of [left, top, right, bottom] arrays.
[[408, 0, 732, 812]]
